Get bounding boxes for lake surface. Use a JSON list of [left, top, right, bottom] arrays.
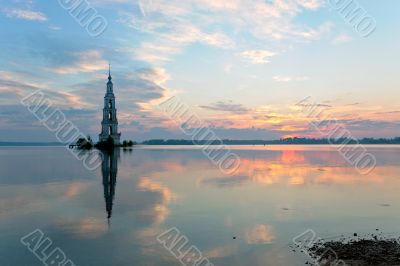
[[1, 145, 399, 265]]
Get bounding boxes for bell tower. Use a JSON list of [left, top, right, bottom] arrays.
[[99, 65, 121, 145]]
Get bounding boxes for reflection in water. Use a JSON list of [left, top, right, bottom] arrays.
[[101, 149, 120, 224], [2, 146, 400, 266]]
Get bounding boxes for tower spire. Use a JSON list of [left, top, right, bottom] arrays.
[[100, 64, 121, 145]]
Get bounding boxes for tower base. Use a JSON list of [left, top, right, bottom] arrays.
[[99, 133, 121, 146]]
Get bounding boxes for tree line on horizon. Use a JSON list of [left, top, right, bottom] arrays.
[[1, 137, 400, 146], [140, 137, 400, 145]]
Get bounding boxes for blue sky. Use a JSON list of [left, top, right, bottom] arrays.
[[0, 0, 399, 141]]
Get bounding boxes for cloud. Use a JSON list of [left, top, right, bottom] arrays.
[[3, 8, 48, 22], [333, 34, 352, 44], [0, 72, 105, 140], [0, 65, 174, 142], [205, 244, 239, 259], [200, 101, 250, 114], [295, 101, 332, 108], [136, 67, 171, 85], [241, 50, 276, 64], [49, 25, 62, 31], [297, 0, 325, 10], [223, 64, 233, 73], [52, 50, 108, 74], [273, 75, 310, 82], [373, 111, 400, 115], [116, 0, 329, 65], [66, 66, 174, 133], [197, 0, 240, 11], [53, 217, 107, 239], [130, 22, 234, 63], [136, 177, 175, 224], [200, 175, 249, 188], [0, 71, 93, 108], [129, 43, 180, 63], [245, 224, 275, 244]]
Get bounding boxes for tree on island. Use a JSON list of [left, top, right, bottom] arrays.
[[122, 140, 136, 147], [76, 135, 94, 150]]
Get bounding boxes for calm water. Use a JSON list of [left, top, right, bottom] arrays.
[[1, 145, 400, 265]]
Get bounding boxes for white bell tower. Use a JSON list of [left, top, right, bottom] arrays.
[[99, 65, 121, 145]]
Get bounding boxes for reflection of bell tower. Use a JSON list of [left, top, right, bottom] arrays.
[[101, 149, 119, 224], [99, 65, 121, 145]]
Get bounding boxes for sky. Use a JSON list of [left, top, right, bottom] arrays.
[[0, 0, 399, 142]]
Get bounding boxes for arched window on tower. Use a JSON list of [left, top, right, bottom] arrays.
[[109, 111, 112, 120], [108, 100, 112, 108], [109, 126, 113, 135]]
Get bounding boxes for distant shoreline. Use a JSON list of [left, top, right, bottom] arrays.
[[141, 138, 400, 146], [1, 137, 400, 146], [0, 142, 65, 147]]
